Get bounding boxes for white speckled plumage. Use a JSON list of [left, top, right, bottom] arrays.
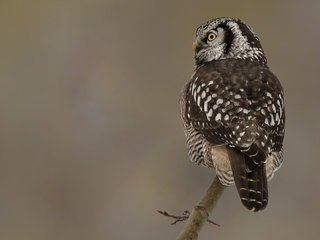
[[180, 17, 285, 212]]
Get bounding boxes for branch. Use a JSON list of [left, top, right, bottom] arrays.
[[176, 176, 226, 240]]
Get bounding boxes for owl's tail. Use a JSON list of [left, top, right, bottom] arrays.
[[228, 148, 268, 212]]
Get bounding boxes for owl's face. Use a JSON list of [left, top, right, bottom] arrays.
[[193, 18, 267, 65]]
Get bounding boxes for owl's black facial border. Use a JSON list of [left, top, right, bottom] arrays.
[[210, 24, 234, 55], [236, 21, 262, 49], [220, 26, 234, 54]]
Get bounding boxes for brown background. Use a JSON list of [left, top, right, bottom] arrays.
[[0, 0, 319, 239]]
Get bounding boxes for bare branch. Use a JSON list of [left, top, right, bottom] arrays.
[[176, 176, 226, 240]]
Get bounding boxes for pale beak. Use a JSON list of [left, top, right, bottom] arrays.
[[192, 42, 197, 51]]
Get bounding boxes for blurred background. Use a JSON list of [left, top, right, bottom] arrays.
[[0, 0, 319, 239]]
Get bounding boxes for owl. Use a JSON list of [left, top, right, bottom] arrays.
[[180, 17, 285, 212]]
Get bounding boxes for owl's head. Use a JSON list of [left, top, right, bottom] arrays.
[[193, 17, 267, 65]]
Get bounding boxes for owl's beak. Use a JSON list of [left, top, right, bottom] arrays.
[[192, 42, 197, 51]]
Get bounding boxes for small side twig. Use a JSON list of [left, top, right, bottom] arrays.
[[157, 209, 220, 227], [157, 210, 190, 225]]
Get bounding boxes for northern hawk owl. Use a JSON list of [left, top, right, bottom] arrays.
[[180, 17, 285, 211]]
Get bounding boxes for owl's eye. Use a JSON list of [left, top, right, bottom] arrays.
[[207, 31, 217, 41]]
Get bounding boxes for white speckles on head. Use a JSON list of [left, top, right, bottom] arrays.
[[234, 94, 241, 99], [208, 80, 214, 86], [224, 114, 229, 121], [201, 91, 206, 99], [264, 118, 269, 125], [213, 104, 219, 110], [212, 93, 217, 98]]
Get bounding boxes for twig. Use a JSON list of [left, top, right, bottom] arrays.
[[157, 210, 220, 227], [157, 210, 190, 225], [176, 176, 226, 240]]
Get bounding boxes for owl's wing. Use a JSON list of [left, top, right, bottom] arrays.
[[183, 61, 285, 171]]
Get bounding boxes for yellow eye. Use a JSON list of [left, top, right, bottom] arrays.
[[207, 31, 217, 41]]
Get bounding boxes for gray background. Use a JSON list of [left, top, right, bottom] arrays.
[[0, 0, 319, 239]]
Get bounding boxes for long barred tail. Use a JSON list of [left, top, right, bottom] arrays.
[[228, 148, 268, 212]]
